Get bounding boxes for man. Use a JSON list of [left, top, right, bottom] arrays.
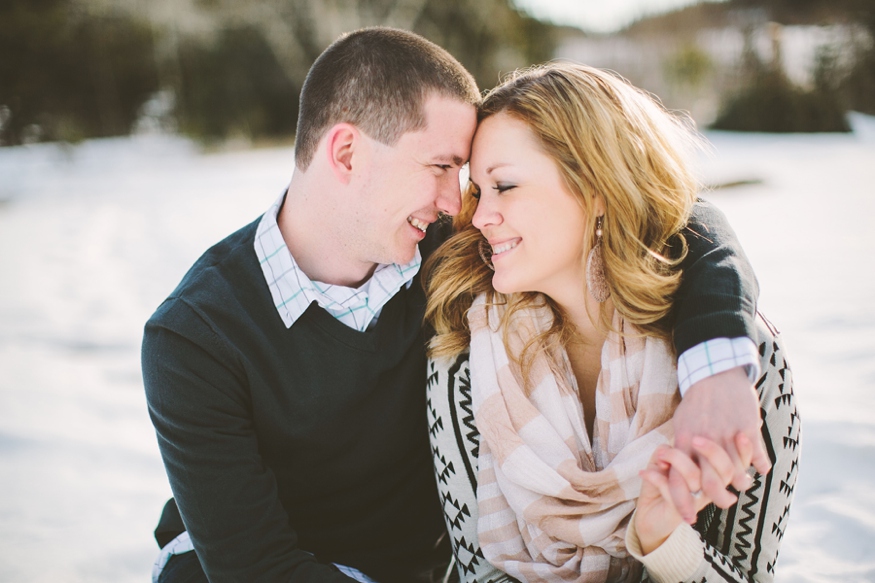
[[143, 27, 767, 583]]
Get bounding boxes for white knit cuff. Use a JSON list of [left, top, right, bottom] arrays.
[[626, 511, 704, 583]]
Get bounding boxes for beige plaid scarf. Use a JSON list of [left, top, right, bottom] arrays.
[[468, 295, 680, 582]]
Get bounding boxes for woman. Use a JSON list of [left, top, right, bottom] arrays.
[[424, 63, 799, 582]]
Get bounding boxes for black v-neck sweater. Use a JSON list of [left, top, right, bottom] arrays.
[[144, 219, 450, 582]]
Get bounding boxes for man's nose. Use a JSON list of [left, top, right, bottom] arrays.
[[436, 172, 463, 216]]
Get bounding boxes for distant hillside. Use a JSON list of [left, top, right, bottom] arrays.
[[623, 0, 872, 36], [622, 2, 734, 37], [557, 0, 874, 130]]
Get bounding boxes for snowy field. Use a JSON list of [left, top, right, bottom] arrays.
[[1, 114, 873, 582]]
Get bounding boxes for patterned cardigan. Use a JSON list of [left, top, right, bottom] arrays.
[[426, 314, 800, 583]]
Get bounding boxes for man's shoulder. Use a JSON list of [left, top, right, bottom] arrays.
[[147, 218, 265, 330], [686, 198, 731, 240], [179, 218, 261, 289]]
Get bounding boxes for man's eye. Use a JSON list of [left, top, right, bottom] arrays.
[[434, 164, 451, 172]]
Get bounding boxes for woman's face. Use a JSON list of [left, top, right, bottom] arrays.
[[470, 112, 590, 300]]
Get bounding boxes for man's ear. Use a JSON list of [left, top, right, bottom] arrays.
[[323, 123, 360, 185]]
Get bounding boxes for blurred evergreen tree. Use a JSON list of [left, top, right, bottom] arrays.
[[841, 0, 875, 114], [174, 25, 299, 142], [413, 0, 556, 89], [664, 43, 714, 89], [844, 44, 875, 115], [166, 0, 558, 142], [727, 0, 875, 117], [728, 0, 860, 24], [712, 21, 850, 132], [711, 63, 850, 132], [0, 0, 158, 145]]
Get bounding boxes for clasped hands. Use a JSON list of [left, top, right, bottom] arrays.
[[635, 368, 772, 554]]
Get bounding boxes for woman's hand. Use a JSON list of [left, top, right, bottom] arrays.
[[635, 434, 752, 554]]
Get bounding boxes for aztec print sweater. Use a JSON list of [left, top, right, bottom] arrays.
[[426, 314, 800, 583]]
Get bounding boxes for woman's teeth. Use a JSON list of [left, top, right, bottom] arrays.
[[492, 240, 519, 255]]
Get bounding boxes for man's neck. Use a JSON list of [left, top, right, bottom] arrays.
[[278, 173, 377, 288]]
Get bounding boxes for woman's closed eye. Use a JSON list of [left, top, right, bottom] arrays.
[[469, 182, 514, 199]]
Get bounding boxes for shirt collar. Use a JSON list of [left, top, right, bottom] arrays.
[[254, 190, 422, 331]]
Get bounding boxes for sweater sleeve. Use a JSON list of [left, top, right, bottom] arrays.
[[627, 314, 800, 583], [672, 199, 759, 356], [143, 298, 354, 583]]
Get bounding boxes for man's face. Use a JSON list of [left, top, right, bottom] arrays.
[[352, 94, 477, 267]]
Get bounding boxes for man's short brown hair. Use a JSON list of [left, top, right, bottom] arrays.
[[295, 27, 480, 170]]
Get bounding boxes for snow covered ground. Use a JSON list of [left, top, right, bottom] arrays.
[[1, 114, 873, 582]]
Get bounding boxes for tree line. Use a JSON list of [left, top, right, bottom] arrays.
[[3, 0, 872, 144], [0, 0, 557, 146]]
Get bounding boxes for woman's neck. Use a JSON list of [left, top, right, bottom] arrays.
[[551, 287, 612, 347], [552, 289, 614, 442]]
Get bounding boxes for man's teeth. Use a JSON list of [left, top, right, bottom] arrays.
[[492, 240, 518, 255], [408, 217, 429, 233]]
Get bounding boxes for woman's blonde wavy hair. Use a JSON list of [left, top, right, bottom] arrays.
[[424, 63, 701, 367]]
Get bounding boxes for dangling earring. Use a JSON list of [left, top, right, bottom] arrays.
[[586, 215, 610, 302], [478, 239, 495, 271]]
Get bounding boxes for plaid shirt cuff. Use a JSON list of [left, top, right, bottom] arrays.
[[677, 337, 760, 396]]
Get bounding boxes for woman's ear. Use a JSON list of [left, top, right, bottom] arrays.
[[323, 123, 360, 184], [593, 193, 607, 218]]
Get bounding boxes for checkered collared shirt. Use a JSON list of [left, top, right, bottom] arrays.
[[254, 191, 421, 332]]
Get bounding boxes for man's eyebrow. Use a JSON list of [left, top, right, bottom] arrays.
[[433, 155, 466, 166]]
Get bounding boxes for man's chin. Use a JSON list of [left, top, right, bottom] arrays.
[[394, 253, 416, 266], [390, 246, 418, 267]]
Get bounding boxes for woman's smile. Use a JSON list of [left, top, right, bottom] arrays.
[[490, 238, 520, 256]]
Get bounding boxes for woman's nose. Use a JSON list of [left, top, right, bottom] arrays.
[[472, 193, 501, 231]]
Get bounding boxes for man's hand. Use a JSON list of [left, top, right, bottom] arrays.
[[669, 367, 771, 522]]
